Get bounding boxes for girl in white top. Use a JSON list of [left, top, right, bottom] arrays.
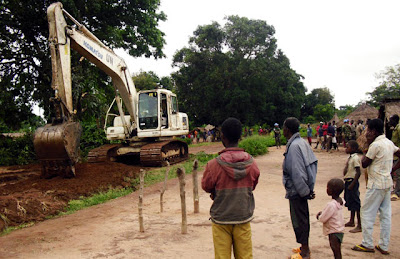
[[317, 178, 345, 259]]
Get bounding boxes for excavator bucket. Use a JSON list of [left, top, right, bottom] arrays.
[[34, 121, 82, 178]]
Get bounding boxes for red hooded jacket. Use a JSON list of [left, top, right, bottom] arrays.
[[202, 147, 260, 224]]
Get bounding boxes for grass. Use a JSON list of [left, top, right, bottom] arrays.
[[60, 188, 134, 215], [1, 222, 35, 236], [189, 141, 216, 148]]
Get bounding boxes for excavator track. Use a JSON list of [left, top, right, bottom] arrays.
[[87, 140, 188, 167], [87, 144, 121, 163], [140, 140, 189, 167]]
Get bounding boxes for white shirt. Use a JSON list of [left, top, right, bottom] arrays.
[[366, 134, 398, 189]]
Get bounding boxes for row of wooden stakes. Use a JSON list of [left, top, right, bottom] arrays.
[[137, 160, 200, 234]]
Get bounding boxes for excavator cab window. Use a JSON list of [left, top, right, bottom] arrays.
[[161, 93, 168, 128], [138, 92, 159, 129], [171, 96, 178, 114]]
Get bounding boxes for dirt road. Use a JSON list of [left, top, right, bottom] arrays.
[[1, 144, 399, 258]]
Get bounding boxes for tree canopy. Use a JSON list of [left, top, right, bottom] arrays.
[[368, 64, 400, 106], [132, 71, 174, 91], [0, 0, 166, 130], [172, 16, 306, 126]]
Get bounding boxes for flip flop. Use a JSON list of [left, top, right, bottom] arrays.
[[375, 245, 390, 255], [288, 252, 311, 259], [351, 244, 375, 253], [292, 247, 301, 253], [391, 194, 399, 201], [288, 253, 302, 259]]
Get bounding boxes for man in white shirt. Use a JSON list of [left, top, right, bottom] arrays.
[[352, 119, 400, 255]]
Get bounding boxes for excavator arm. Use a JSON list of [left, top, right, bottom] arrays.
[[34, 2, 138, 178], [47, 2, 137, 125]]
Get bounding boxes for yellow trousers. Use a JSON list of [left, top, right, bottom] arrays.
[[212, 222, 253, 259]]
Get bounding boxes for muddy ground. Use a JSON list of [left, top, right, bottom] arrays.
[[1, 141, 400, 258], [0, 144, 217, 231]]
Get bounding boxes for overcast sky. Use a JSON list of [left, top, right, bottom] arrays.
[[116, 0, 400, 108]]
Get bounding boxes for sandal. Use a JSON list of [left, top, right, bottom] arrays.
[[351, 244, 375, 253], [375, 245, 390, 255], [288, 252, 310, 259], [292, 247, 301, 253], [391, 194, 399, 201]]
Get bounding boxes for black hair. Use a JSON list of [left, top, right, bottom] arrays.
[[221, 117, 242, 142], [347, 140, 359, 151], [328, 178, 344, 197], [283, 117, 300, 134], [367, 118, 384, 135]]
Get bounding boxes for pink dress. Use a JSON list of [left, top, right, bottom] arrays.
[[318, 199, 345, 235]]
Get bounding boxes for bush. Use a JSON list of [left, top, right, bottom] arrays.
[[79, 121, 108, 158], [239, 136, 270, 156], [239, 134, 288, 157], [0, 132, 36, 166]]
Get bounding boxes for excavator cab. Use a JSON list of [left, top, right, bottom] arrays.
[[136, 89, 189, 137]]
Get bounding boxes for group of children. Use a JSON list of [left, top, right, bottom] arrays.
[[317, 140, 362, 259]]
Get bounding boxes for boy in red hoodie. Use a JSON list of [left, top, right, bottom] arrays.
[[202, 117, 260, 259]]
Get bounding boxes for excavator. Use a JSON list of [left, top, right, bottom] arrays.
[[34, 2, 189, 178]]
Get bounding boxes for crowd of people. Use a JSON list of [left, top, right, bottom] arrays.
[[187, 128, 219, 143], [201, 116, 400, 259], [311, 119, 369, 153]]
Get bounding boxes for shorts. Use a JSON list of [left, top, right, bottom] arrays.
[[344, 179, 361, 211], [330, 233, 344, 243]]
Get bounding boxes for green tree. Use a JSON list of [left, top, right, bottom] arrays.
[[337, 105, 355, 118], [0, 0, 166, 129], [368, 64, 400, 106], [301, 87, 335, 120], [313, 104, 335, 122], [160, 76, 175, 91], [132, 71, 160, 90], [172, 16, 305, 126]]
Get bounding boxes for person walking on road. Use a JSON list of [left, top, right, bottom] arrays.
[[274, 123, 281, 149], [307, 123, 313, 146]]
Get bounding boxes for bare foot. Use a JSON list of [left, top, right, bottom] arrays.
[[349, 226, 362, 233], [345, 222, 355, 227]]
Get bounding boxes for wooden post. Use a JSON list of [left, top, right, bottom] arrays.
[[160, 161, 170, 213], [192, 159, 199, 213], [138, 169, 145, 232], [177, 167, 187, 234]]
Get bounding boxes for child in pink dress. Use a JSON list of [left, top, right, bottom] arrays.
[[317, 178, 345, 259]]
